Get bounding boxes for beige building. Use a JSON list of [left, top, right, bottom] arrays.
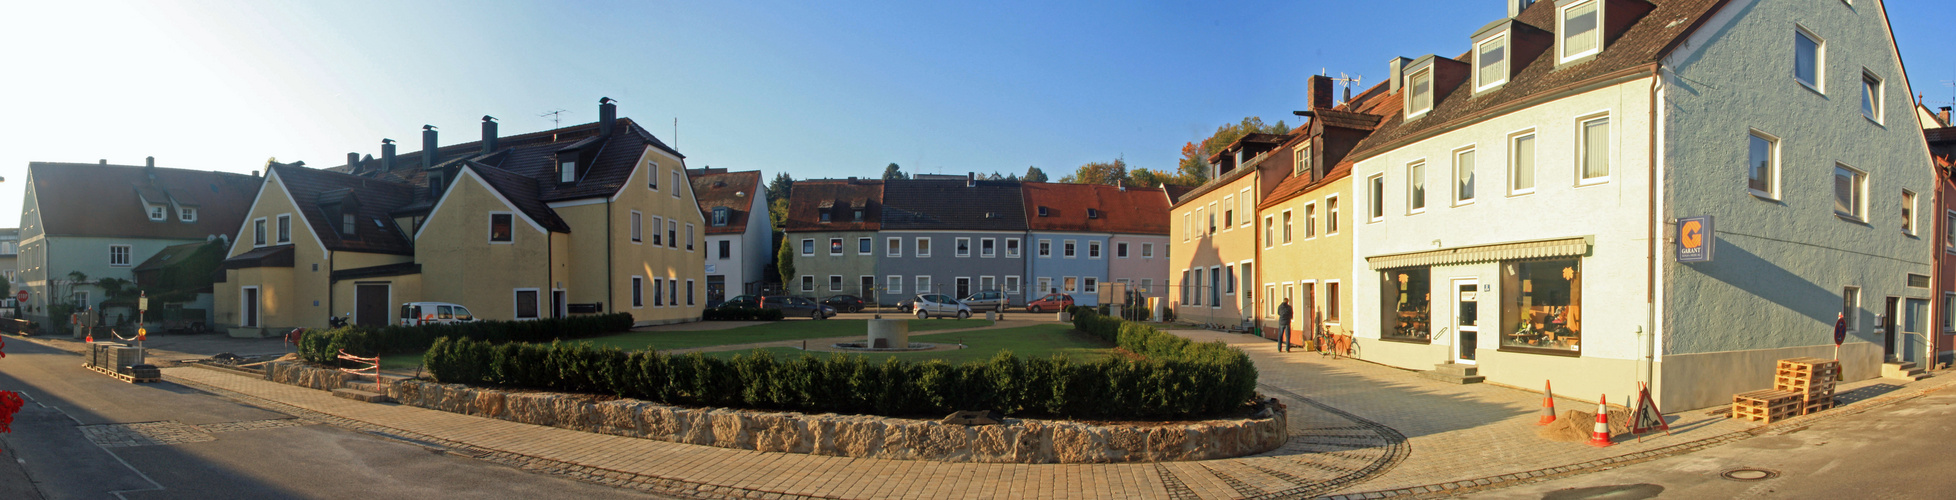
[[217, 99, 703, 333], [1169, 133, 1293, 328]]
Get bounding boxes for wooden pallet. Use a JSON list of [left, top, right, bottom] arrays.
[[1732, 389, 1803, 423], [84, 364, 161, 384], [1775, 376, 1836, 393], [1777, 358, 1839, 376], [1802, 398, 1836, 415]]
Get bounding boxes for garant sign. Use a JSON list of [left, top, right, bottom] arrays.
[[1677, 216, 1714, 263]]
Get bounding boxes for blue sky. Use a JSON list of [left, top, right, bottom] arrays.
[[1, 0, 1951, 223]]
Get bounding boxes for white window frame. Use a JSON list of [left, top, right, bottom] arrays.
[[916, 237, 932, 257], [686, 279, 695, 306], [179, 207, 197, 222], [1453, 145, 1477, 205], [1475, 33, 1509, 91], [1558, 0, 1602, 63], [887, 237, 902, 257], [1063, 239, 1077, 258], [630, 210, 643, 243], [1222, 195, 1235, 230], [1141, 242, 1154, 258], [685, 224, 695, 251], [1843, 286, 1861, 334], [1005, 275, 1020, 294], [148, 205, 166, 221], [1116, 242, 1129, 259], [667, 220, 679, 248], [1408, 161, 1427, 214], [1281, 210, 1293, 244], [487, 212, 514, 244], [276, 213, 292, 244], [1509, 129, 1537, 196], [1576, 114, 1611, 185], [916, 276, 932, 295], [1263, 215, 1276, 248], [240, 286, 261, 327], [1239, 188, 1254, 227], [801, 238, 815, 257], [1294, 145, 1312, 177], [1006, 238, 1021, 258], [1303, 202, 1318, 240], [955, 237, 972, 258], [651, 216, 664, 245], [829, 237, 843, 256], [1323, 279, 1342, 325], [648, 162, 659, 190], [108, 244, 132, 267], [888, 275, 904, 294], [980, 276, 996, 293], [858, 237, 873, 255], [1088, 240, 1102, 259], [980, 237, 996, 258], [1945, 292, 1956, 332], [830, 275, 844, 292], [1835, 163, 1868, 221], [1946, 210, 1956, 252], [1903, 189, 1918, 236], [1406, 68, 1435, 118], [514, 288, 542, 319], [1038, 277, 1053, 296], [632, 276, 644, 308], [1795, 26, 1825, 93], [671, 171, 682, 198], [1063, 276, 1078, 293], [1223, 264, 1235, 296], [1861, 70, 1884, 124], [1264, 284, 1278, 318], [1183, 212, 1192, 241], [1326, 194, 1340, 236], [1748, 129, 1781, 199], [800, 275, 814, 292], [1084, 277, 1098, 294], [1368, 174, 1386, 222], [253, 218, 267, 247]]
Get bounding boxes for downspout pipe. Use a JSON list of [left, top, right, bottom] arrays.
[[1645, 64, 1663, 394]]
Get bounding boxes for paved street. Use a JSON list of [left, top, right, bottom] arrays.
[[0, 337, 664, 499]]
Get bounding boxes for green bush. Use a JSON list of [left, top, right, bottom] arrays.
[[298, 313, 635, 365], [702, 307, 785, 321], [422, 309, 1258, 419]]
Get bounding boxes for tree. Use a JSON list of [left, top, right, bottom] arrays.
[[0, 272, 11, 299], [1023, 166, 1049, 183], [766, 172, 794, 205], [1059, 158, 1129, 185], [1128, 168, 1172, 188], [767, 198, 790, 231], [882, 163, 908, 180], [775, 237, 797, 287], [1171, 117, 1291, 186]]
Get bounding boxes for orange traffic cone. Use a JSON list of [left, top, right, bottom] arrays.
[[1587, 395, 1614, 447], [1537, 381, 1558, 425]]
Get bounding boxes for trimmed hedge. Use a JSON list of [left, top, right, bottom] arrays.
[[701, 307, 785, 321], [298, 313, 635, 365], [422, 310, 1259, 419]]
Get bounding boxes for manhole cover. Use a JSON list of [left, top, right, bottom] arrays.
[[1720, 468, 1779, 481]]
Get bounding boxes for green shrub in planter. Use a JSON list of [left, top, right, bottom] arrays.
[[298, 313, 636, 365]]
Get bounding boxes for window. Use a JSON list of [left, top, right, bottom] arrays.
[[1207, 208, 1216, 235], [719, 240, 731, 259], [685, 224, 694, 250], [981, 276, 996, 293], [1263, 215, 1275, 247], [830, 238, 843, 255], [888, 237, 902, 257], [277, 214, 292, 243], [801, 275, 814, 292], [916, 276, 932, 295], [672, 171, 682, 197], [1179, 271, 1189, 304], [1190, 268, 1201, 305], [1224, 264, 1235, 294], [109, 245, 131, 266], [1455, 148, 1476, 203], [1006, 238, 1021, 258], [1282, 210, 1293, 243], [630, 211, 643, 242], [652, 216, 663, 245], [652, 278, 664, 306], [1908, 273, 1931, 289], [1476, 34, 1508, 90], [819, 210, 831, 223], [858, 237, 872, 255], [1325, 281, 1341, 323], [981, 238, 995, 257], [1947, 211, 1956, 250], [1500, 259, 1582, 353], [1039, 239, 1052, 257], [1945, 293, 1955, 332], [1295, 145, 1312, 176], [1746, 132, 1779, 198], [1903, 190, 1917, 235], [888, 275, 903, 294], [253, 218, 267, 246], [1407, 69, 1434, 117], [1369, 174, 1386, 221], [1006, 276, 1020, 294], [1835, 164, 1866, 220], [956, 237, 971, 257], [1209, 267, 1221, 306], [1140, 279, 1152, 293], [341, 213, 357, 236], [1223, 195, 1234, 228], [711, 207, 728, 226], [1578, 117, 1609, 183], [1141, 243, 1154, 258], [561, 160, 577, 183], [148, 206, 165, 221], [1862, 72, 1883, 123], [1282, 284, 1295, 321], [1063, 240, 1077, 258], [1381, 267, 1432, 342], [1511, 132, 1537, 194], [1326, 196, 1340, 235], [489, 213, 513, 243], [801, 239, 814, 256], [830, 275, 843, 292], [1408, 162, 1427, 212], [1795, 28, 1823, 90], [1184, 212, 1192, 241], [515, 290, 540, 319], [1084, 277, 1098, 293], [1088, 241, 1102, 259], [687, 279, 695, 306], [1240, 188, 1254, 227], [648, 164, 659, 189], [916, 237, 931, 257], [1116, 242, 1129, 258], [632, 277, 644, 307], [1561, 0, 1600, 61], [667, 220, 677, 248], [853, 208, 864, 222], [179, 207, 197, 222], [669, 280, 678, 306], [1842, 286, 1861, 333], [1064, 277, 1078, 293], [1037, 206, 1050, 217], [1304, 203, 1317, 239], [1265, 285, 1278, 318], [1041, 277, 1054, 296]]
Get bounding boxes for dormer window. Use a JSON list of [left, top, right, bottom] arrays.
[[1475, 34, 1508, 91], [1559, 0, 1601, 62], [559, 159, 576, 183], [179, 207, 197, 222], [853, 208, 864, 222], [711, 207, 729, 226], [1037, 206, 1050, 217], [1406, 68, 1434, 118], [428, 171, 446, 200], [1294, 145, 1312, 176], [819, 202, 833, 223], [148, 206, 165, 221], [342, 213, 357, 237], [1087, 208, 1101, 219]]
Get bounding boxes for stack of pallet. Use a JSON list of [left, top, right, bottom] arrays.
[[1775, 357, 1838, 415], [1730, 388, 1802, 423]]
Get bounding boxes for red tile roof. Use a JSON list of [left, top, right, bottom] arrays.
[[783, 179, 883, 232], [690, 170, 763, 235], [28, 162, 260, 240], [1021, 183, 1170, 235]]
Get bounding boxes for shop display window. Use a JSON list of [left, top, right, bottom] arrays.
[[1500, 258, 1582, 354], [1381, 267, 1432, 342]]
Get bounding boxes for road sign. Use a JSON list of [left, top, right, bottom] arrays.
[[14, 290, 24, 303], [139, 296, 149, 312], [1677, 216, 1714, 263], [1834, 313, 1847, 346]]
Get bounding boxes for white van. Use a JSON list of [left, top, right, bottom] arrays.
[[400, 302, 478, 327]]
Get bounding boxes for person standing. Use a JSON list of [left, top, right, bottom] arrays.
[[1277, 297, 1293, 352]]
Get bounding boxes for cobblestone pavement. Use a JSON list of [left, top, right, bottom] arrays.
[[78, 418, 312, 448]]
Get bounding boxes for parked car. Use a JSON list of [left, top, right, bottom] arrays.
[[760, 295, 836, 319], [1025, 293, 1074, 313], [400, 302, 478, 326], [822, 294, 866, 313], [719, 294, 760, 309], [912, 294, 971, 319], [960, 291, 1006, 312]]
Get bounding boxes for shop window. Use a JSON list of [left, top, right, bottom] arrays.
[[1380, 267, 1432, 342], [1500, 258, 1583, 354]]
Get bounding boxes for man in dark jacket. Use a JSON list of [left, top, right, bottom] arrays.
[[1276, 297, 1293, 352]]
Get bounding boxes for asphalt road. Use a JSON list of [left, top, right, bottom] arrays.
[[0, 337, 663, 499], [1468, 386, 1956, 499]]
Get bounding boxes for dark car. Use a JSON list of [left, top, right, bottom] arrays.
[[1026, 293, 1074, 313], [719, 294, 760, 309], [760, 295, 835, 319], [822, 294, 866, 313]]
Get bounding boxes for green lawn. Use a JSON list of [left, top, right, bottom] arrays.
[[701, 324, 1113, 364], [378, 318, 994, 371]]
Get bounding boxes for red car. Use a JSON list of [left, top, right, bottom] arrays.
[[1026, 293, 1074, 313]]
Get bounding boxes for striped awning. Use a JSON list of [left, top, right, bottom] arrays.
[[1366, 237, 1589, 270]]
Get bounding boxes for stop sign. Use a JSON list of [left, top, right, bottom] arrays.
[[14, 290, 25, 303]]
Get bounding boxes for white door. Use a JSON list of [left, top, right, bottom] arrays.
[[1453, 279, 1479, 364]]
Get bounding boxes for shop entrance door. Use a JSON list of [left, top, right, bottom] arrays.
[[1884, 297, 1900, 361], [1453, 279, 1479, 364], [1903, 298, 1928, 365]]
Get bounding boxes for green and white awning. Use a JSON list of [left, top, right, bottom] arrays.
[[1366, 237, 1589, 270]]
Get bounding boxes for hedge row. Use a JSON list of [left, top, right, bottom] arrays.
[[701, 307, 785, 321], [298, 313, 635, 364], [421, 310, 1259, 419]]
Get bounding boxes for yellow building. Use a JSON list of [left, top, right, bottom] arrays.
[[217, 99, 704, 334], [1168, 133, 1293, 329]]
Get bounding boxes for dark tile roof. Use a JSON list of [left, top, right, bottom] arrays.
[[220, 244, 294, 269], [1345, 0, 1725, 162], [134, 241, 215, 273], [464, 163, 572, 233], [784, 179, 883, 232], [690, 170, 763, 235], [267, 163, 419, 255], [325, 117, 682, 205], [27, 162, 260, 240], [880, 179, 1027, 231], [1021, 183, 1170, 235]]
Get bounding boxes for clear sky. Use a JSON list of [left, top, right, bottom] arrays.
[[1, 0, 1951, 226]]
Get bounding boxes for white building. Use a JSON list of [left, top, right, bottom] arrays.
[[690, 169, 770, 303], [1348, 0, 1932, 410]]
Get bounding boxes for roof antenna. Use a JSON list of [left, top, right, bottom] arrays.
[[674, 117, 679, 149], [1332, 73, 1362, 106], [539, 109, 568, 128]]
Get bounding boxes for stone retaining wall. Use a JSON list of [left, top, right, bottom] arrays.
[[264, 361, 1286, 463]]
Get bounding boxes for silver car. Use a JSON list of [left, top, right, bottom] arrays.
[[913, 294, 971, 319], [960, 291, 1006, 312]]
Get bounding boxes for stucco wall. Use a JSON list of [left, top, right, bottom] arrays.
[[878, 230, 1025, 304], [1107, 234, 1170, 301], [218, 171, 332, 330], [1026, 231, 1109, 306], [1260, 175, 1354, 338], [1170, 172, 1261, 325], [786, 229, 879, 301], [416, 169, 552, 322], [612, 148, 705, 324]]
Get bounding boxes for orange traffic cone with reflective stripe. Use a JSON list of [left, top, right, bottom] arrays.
[[1537, 381, 1558, 425], [1587, 394, 1614, 447]]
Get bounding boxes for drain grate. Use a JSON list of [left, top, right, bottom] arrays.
[[1720, 468, 1780, 481]]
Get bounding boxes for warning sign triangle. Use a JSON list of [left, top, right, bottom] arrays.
[[1630, 382, 1671, 441]]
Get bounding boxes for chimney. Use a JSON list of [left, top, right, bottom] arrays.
[[598, 97, 617, 138], [1940, 107, 1951, 126], [381, 139, 397, 172], [145, 156, 155, 168], [1388, 57, 1411, 92], [966, 172, 976, 187], [346, 152, 361, 172], [481, 115, 499, 153], [1306, 75, 1334, 110], [421, 125, 439, 169], [99, 159, 107, 165]]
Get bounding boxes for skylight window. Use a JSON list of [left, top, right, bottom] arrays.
[[1560, 0, 1600, 62]]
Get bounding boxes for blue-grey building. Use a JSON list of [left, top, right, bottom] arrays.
[[877, 175, 1027, 305]]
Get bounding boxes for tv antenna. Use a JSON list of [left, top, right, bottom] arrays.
[[1325, 69, 1362, 106], [540, 109, 568, 128]]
